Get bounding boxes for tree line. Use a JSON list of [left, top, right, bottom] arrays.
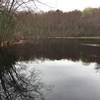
[[1, 6, 100, 42], [15, 7, 100, 39]]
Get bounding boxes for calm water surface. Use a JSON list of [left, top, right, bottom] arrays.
[[21, 59, 100, 100], [1, 39, 100, 100]]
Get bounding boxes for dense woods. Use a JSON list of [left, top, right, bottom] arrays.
[[1, 6, 100, 42], [15, 7, 100, 39]]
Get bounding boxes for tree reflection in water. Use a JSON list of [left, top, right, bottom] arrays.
[[0, 48, 44, 100]]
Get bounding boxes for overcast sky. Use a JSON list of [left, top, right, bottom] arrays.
[[36, 0, 100, 12]]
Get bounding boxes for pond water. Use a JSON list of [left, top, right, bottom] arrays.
[[24, 59, 100, 100], [1, 39, 100, 100]]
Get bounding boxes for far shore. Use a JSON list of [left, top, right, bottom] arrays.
[[1, 36, 100, 48], [48, 37, 100, 39]]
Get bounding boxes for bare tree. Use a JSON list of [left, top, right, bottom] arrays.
[[0, 0, 40, 46], [0, 0, 35, 11]]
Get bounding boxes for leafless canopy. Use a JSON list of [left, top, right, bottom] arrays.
[[0, 0, 41, 13]]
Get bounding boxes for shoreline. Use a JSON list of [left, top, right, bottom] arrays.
[[0, 37, 100, 48], [48, 37, 100, 39]]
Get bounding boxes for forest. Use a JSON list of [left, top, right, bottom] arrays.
[[15, 7, 100, 40], [1, 3, 100, 42]]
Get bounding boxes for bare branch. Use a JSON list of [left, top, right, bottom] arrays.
[[9, 0, 15, 12]]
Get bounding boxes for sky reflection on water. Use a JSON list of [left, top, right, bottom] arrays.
[[21, 59, 100, 100], [1, 39, 100, 100]]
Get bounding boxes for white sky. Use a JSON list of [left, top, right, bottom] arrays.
[[36, 0, 100, 12]]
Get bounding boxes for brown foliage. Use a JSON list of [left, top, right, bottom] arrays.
[[15, 8, 100, 39]]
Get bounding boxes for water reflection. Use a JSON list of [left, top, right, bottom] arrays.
[[26, 59, 100, 100], [0, 48, 44, 100], [1, 39, 100, 100], [11, 39, 100, 64]]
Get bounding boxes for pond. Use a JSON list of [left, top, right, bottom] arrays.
[[1, 39, 100, 100]]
